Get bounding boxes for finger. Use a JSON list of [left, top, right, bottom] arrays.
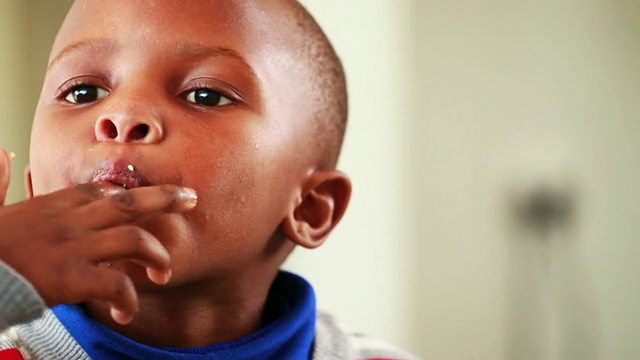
[[81, 225, 171, 280], [110, 306, 135, 325], [51, 265, 139, 325], [146, 267, 172, 285], [70, 184, 197, 231], [30, 182, 128, 212], [83, 268, 139, 325], [0, 148, 11, 205]]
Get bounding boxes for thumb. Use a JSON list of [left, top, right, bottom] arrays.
[[0, 148, 11, 206]]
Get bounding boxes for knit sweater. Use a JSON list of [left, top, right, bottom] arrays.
[[0, 261, 417, 360]]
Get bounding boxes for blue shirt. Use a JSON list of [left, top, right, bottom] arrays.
[[52, 272, 316, 360]]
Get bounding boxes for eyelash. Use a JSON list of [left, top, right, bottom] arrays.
[[56, 78, 109, 104], [181, 84, 235, 108], [56, 79, 236, 108]]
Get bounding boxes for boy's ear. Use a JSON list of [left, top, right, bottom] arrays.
[[24, 165, 34, 199], [281, 170, 351, 249]]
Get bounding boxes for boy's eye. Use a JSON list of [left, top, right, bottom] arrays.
[[65, 86, 110, 104], [185, 88, 233, 107]]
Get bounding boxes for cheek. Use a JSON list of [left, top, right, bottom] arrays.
[[184, 139, 294, 246], [29, 146, 73, 195], [29, 116, 86, 195], [190, 150, 261, 236]]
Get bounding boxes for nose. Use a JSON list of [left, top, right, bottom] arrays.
[[94, 105, 164, 144]]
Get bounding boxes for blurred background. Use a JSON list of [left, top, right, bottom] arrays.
[[1, 0, 639, 359]]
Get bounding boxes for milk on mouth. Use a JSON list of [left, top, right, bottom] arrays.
[[91, 161, 144, 190]]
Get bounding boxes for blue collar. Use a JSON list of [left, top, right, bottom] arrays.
[[52, 272, 316, 360]]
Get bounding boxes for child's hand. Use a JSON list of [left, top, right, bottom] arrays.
[[0, 148, 197, 325]]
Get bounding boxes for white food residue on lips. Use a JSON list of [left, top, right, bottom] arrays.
[[9, 152, 16, 159], [127, 164, 135, 172]]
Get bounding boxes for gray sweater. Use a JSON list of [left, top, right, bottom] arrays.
[[0, 261, 416, 359]]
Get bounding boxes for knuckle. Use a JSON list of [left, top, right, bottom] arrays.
[[110, 274, 132, 299], [108, 191, 137, 215], [51, 219, 79, 243], [159, 184, 177, 195], [89, 273, 131, 302], [49, 224, 68, 243], [121, 225, 145, 241], [76, 183, 106, 200], [159, 185, 179, 204], [119, 226, 152, 253], [111, 190, 135, 207], [57, 265, 80, 302]]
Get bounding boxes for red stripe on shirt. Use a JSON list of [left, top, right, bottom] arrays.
[[0, 349, 24, 360]]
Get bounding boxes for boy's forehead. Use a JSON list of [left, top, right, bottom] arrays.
[[54, 0, 290, 63]]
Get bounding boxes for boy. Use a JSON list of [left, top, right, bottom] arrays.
[[0, 0, 416, 359]]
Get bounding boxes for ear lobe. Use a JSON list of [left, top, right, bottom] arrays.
[[24, 165, 34, 199], [281, 170, 351, 249]]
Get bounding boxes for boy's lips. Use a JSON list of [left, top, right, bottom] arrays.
[[90, 158, 150, 189]]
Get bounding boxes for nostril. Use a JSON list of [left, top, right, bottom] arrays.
[[129, 124, 150, 141], [101, 120, 118, 139]]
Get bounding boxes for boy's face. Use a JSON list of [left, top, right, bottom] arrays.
[[29, 0, 314, 286]]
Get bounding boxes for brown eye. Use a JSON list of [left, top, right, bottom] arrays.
[[65, 86, 109, 104], [185, 88, 232, 107]]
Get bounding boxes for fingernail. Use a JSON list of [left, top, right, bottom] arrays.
[[147, 267, 171, 285], [163, 269, 172, 284], [179, 187, 198, 207], [156, 268, 172, 284], [110, 307, 133, 325]]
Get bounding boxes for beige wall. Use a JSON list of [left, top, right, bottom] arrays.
[[411, 0, 639, 358], [0, 0, 29, 204], [0, 0, 72, 204], [294, 0, 640, 359], [287, 0, 419, 353]]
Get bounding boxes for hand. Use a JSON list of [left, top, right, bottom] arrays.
[[0, 148, 197, 325]]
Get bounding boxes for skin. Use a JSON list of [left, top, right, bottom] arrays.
[[0, 0, 351, 348]]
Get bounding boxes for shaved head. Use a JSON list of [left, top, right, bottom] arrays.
[[282, 1, 348, 168]]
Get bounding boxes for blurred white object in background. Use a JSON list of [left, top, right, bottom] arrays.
[[504, 136, 599, 360]]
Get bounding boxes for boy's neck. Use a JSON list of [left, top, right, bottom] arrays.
[[85, 273, 276, 348]]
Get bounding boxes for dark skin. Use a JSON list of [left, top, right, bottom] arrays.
[[0, 148, 193, 324], [0, 0, 351, 349]]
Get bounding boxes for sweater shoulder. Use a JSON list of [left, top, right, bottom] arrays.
[[0, 310, 89, 359], [314, 310, 419, 360], [0, 260, 47, 332]]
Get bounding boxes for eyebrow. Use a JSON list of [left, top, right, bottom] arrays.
[[48, 39, 257, 80], [175, 42, 247, 64], [173, 42, 258, 80], [48, 38, 115, 71]]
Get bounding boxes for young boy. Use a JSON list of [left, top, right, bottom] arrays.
[[0, 0, 416, 359]]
